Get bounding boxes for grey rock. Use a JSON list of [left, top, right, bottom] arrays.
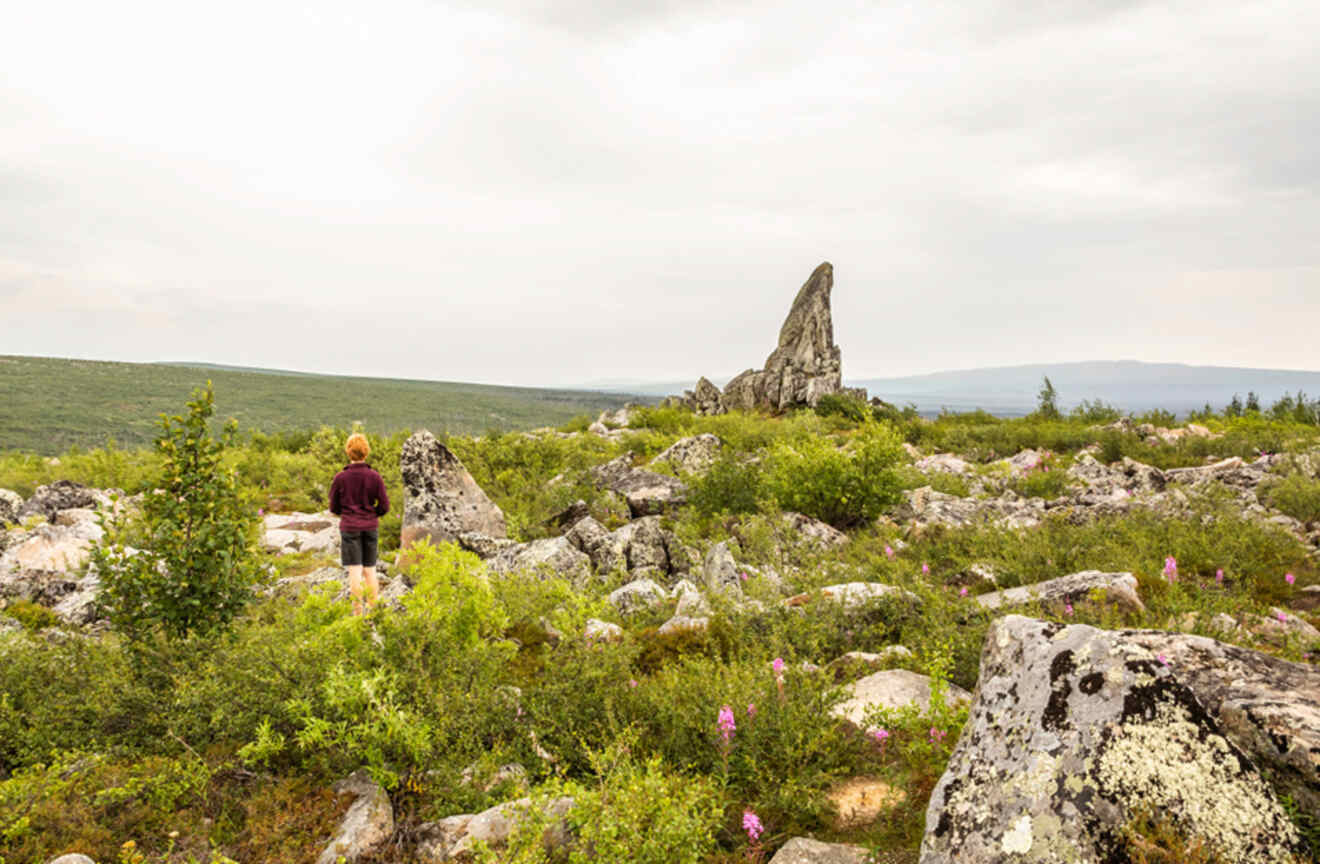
[[316, 770, 394, 864], [674, 584, 711, 618], [17, 480, 97, 523], [457, 531, 518, 560], [0, 520, 105, 603], [687, 376, 726, 416], [619, 516, 670, 572], [441, 796, 574, 861], [0, 614, 21, 635], [914, 453, 974, 475], [489, 537, 590, 581], [47, 856, 98, 864], [919, 616, 1302, 864], [702, 541, 743, 595], [565, 516, 626, 574], [650, 433, 723, 475], [768, 837, 869, 864], [781, 511, 849, 548], [1123, 629, 1320, 814], [784, 582, 919, 611], [657, 614, 709, 636], [590, 456, 687, 518], [583, 618, 623, 642], [831, 669, 971, 732], [401, 430, 507, 549], [974, 570, 1145, 616], [895, 486, 1045, 530], [608, 578, 668, 614], [825, 647, 914, 680], [51, 572, 102, 625], [262, 511, 340, 555]]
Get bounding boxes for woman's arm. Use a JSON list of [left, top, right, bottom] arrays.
[[374, 474, 390, 517], [328, 474, 342, 515]]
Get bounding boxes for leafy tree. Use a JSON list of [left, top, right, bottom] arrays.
[[1035, 376, 1060, 420], [93, 383, 262, 644], [1246, 391, 1261, 413], [1225, 394, 1243, 418]]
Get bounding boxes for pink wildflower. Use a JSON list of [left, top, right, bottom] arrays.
[[959, 587, 968, 598], [922, 562, 930, 575], [772, 657, 785, 677], [928, 727, 946, 744], [1157, 654, 1168, 666], [870, 728, 890, 745], [747, 703, 757, 717], [1064, 602, 1074, 617], [718, 705, 737, 744], [1286, 572, 1296, 586], [742, 809, 764, 842], [1277, 611, 1288, 623], [884, 544, 895, 559], [1215, 568, 1224, 584], [628, 679, 638, 688], [1163, 556, 1178, 583]]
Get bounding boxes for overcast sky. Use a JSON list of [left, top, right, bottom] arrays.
[[2, 0, 1316, 387]]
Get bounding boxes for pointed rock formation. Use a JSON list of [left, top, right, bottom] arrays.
[[677, 262, 858, 414]]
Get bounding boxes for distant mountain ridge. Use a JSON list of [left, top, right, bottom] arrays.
[[588, 361, 1320, 417]]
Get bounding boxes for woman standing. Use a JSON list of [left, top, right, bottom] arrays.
[[329, 433, 390, 615]]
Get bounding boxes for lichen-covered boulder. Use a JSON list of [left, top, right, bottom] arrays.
[[315, 770, 393, 864], [650, 433, 723, 475], [702, 541, 743, 595], [565, 516, 626, 574], [17, 480, 97, 523], [784, 582, 919, 611], [0, 489, 24, 525], [401, 430, 507, 549], [974, 570, 1144, 616], [607, 578, 668, 615], [488, 537, 590, 581], [919, 616, 1302, 863], [1123, 629, 1320, 815], [590, 455, 687, 518], [830, 669, 971, 732]]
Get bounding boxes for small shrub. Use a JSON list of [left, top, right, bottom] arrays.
[[2, 599, 59, 632], [1262, 472, 1320, 524], [762, 422, 905, 528], [689, 455, 766, 516]]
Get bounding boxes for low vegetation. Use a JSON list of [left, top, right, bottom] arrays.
[[1, 384, 1319, 862]]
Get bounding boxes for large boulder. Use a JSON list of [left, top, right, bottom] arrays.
[[607, 578, 668, 615], [17, 480, 97, 523], [565, 516, 626, 574], [895, 487, 1045, 531], [920, 616, 1303, 863], [1124, 629, 1320, 814], [488, 537, 590, 581], [262, 511, 340, 555], [315, 771, 394, 864], [784, 582, 919, 611], [974, 570, 1145, 616], [701, 541, 743, 595], [650, 433, 723, 475], [830, 669, 971, 732], [418, 796, 574, 862], [686, 377, 726, 416], [590, 456, 687, 518], [401, 431, 507, 548], [0, 489, 23, 525], [0, 520, 105, 604], [768, 837, 869, 864]]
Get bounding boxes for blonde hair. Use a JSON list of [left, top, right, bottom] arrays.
[[345, 433, 370, 462]]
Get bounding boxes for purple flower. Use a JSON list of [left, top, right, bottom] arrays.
[[1163, 556, 1178, 583], [1277, 611, 1288, 623], [772, 657, 785, 677], [718, 705, 737, 743], [739, 570, 748, 582], [922, 562, 930, 575], [959, 587, 968, 598], [1064, 602, 1074, 617], [1157, 654, 1169, 666], [628, 679, 638, 688], [747, 703, 757, 717], [1286, 572, 1296, 586], [257, 507, 265, 516], [884, 545, 895, 559], [742, 809, 764, 842], [928, 727, 946, 744], [870, 727, 890, 744], [1215, 568, 1224, 584]]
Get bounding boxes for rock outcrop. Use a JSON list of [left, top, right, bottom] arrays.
[[974, 570, 1145, 616], [401, 431, 507, 549], [262, 511, 340, 555], [649, 433, 722, 475], [0, 489, 22, 525], [831, 669, 972, 732], [316, 771, 394, 864], [416, 796, 574, 862], [589, 455, 687, 517], [676, 262, 855, 414], [769, 838, 870, 864], [920, 616, 1302, 863], [16, 480, 97, 523]]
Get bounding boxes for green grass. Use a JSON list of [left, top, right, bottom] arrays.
[[0, 355, 639, 454]]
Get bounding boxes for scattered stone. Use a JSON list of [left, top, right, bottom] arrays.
[[657, 615, 709, 636], [702, 541, 743, 595], [590, 455, 687, 518], [457, 532, 519, 560], [974, 570, 1145, 616], [825, 647, 913, 681], [47, 856, 97, 864], [488, 537, 591, 581], [780, 511, 849, 548], [432, 796, 574, 862], [17, 480, 97, 523], [401, 430, 507, 549], [831, 669, 971, 732], [262, 511, 340, 555], [784, 582, 919, 611], [914, 453, 974, 475], [315, 770, 394, 864], [769, 837, 870, 864], [650, 433, 723, 475], [827, 776, 906, 830], [583, 618, 623, 643], [608, 578, 668, 615], [895, 486, 1045, 531], [919, 616, 1302, 864]]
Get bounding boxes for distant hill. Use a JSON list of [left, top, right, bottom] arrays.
[[596, 361, 1320, 417], [0, 356, 641, 454], [852, 361, 1320, 417]]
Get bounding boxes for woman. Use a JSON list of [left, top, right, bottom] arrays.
[[328, 433, 390, 615]]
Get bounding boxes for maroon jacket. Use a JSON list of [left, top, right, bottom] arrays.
[[329, 463, 390, 532]]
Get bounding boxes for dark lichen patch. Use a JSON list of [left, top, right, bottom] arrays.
[[1042, 649, 1078, 732], [1080, 672, 1104, 695], [1049, 649, 1076, 684], [934, 809, 952, 838]]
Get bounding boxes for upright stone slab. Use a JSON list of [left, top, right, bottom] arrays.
[[920, 615, 1302, 863], [400, 430, 506, 549]]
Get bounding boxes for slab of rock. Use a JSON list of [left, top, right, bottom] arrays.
[[401, 430, 506, 549], [433, 796, 574, 862], [650, 433, 723, 475], [590, 455, 687, 518], [974, 570, 1145, 616], [768, 837, 869, 864], [825, 647, 913, 681], [565, 516, 626, 574], [831, 669, 971, 731], [583, 618, 623, 643], [1166, 456, 1269, 490], [488, 537, 590, 581], [657, 614, 708, 636], [1123, 629, 1320, 814], [895, 487, 1045, 531], [781, 511, 849, 548], [608, 578, 668, 615], [0, 490, 22, 524], [686, 376, 726, 416], [456, 532, 518, 560], [702, 541, 743, 595], [316, 771, 393, 864], [262, 511, 340, 555], [785, 582, 919, 611], [919, 616, 1302, 864], [47, 856, 97, 864], [17, 480, 97, 523], [914, 453, 974, 475]]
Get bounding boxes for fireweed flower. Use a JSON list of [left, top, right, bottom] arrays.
[[742, 809, 764, 842], [772, 657, 785, 677], [1157, 654, 1168, 666], [959, 587, 968, 598], [1216, 568, 1224, 585], [747, 703, 757, 717], [928, 727, 946, 744], [922, 562, 930, 575], [1277, 611, 1288, 623], [1064, 603, 1074, 617], [870, 728, 890, 745], [1163, 556, 1178, 582], [718, 705, 737, 743], [884, 545, 895, 559], [628, 679, 638, 688], [1286, 572, 1296, 586]]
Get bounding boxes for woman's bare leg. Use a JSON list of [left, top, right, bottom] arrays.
[[347, 564, 365, 615], [364, 568, 380, 612]]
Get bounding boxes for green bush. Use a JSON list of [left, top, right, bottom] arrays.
[[689, 455, 766, 516], [1262, 472, 1320, 524], [1, 599, 59, 632], [762, 422, 905, 528], [93, 384, 263, 645]]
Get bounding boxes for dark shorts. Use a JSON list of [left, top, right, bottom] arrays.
[[340, 530, 378, 567]]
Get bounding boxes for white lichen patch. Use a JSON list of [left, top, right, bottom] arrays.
[[1001, 813, 1033, 853], [1013, 752, 1061, 800], [1095, 701, 1299, 862]]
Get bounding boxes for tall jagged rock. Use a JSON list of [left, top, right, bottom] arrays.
[[400, 430, 506, 549], [678, 262, 855, 414]]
